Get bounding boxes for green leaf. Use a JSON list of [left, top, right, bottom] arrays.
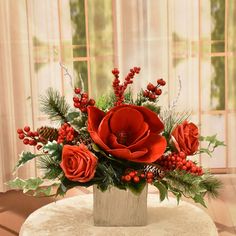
[[23, 177, 44, 192], [7, 177, 26, 189], [205, 134, 217, 143], [43, 141, 62, 158], [67, 111, 81, 121], [153, 181, 168, 201], [15, 151, 37, 170], [127, 181, 146, 195], [193, 194, 207, 208], [142, 101, 161, 114], [40, 88, 70, 123]]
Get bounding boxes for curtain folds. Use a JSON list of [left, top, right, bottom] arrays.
[[0, 0, 36, 192]]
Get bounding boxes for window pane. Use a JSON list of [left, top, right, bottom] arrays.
[[201, 56, 225, 111], [228, 0, 236, 52], [201, 114, 226, 168], [88, 0, 113, 57], [73, 61, 88, 91], [228, 55, 236, 110], [211, 0, 225, 53], [70, 0, 87, 57], [90, 58, 113, 99]]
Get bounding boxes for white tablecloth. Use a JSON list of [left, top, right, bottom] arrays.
[[20, 194, 218, 236]]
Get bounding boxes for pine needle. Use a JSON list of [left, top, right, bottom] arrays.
[[40, 88, 70, 123]]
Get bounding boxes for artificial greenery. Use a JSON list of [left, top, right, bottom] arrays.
[[40, 88, 70, 123]]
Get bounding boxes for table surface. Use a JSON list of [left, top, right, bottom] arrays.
[[20, 194, 218, 236]]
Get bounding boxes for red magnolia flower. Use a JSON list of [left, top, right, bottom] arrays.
[[87, 104, 167, 163], [171, 120, 199, 155], [60, 144, 97, 182]]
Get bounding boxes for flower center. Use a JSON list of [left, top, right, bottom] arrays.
[[117, 131, 128, 145]]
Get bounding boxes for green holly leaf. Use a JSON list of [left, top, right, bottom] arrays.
[[15, 151, 37, 170], [7, 177, 26, 189], [154, 181, 168, 201], [43, 141, 62, 158], [23, 177, 44, 193]]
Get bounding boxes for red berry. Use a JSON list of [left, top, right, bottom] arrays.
[[179, 152, 186, 158], [74, 102, 81, 108], [146, 172, 154, 179], [81, 98, 88, 105], [147, 83, 155, 92], [143, 90, 149, 97], [140, 173, 145, 178], [155, 88, 162, 95], [124, 175, 131, 182], [29, 140, 34, 145], [129, 171, 135, 178], [73, 96, 80, 103], [82, 93, 88, 98], [17, 129, 23, 134], [74, 88, 81, 94], [23, 138, 29, 144], [80, 107, 87, 113], [191, 166, 197, 173], [182, 166, 187, 171], [24, 126, 30, 132], [147, 178, 153, 184], [37, 145, 42, 150], [161, 80, 166, 86], [185, 162, 191, 169], [28, 131, 35, 137], [133, 176, 140, 183], [19, 134, 25, 139], [88, 99, 95, 106]]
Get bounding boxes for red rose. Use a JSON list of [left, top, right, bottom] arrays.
[[171, 121, 199, 155], [87, 104, 167, 163], [60, 144, 97, 182]]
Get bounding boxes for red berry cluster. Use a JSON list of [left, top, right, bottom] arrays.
[[73, 88, 95, 113], [121, 169, 155, 184], [17, 126, 43, 150], [57, 123, 75, 144], [158, 152, 203, 176], [143, 78, 166, 100], [112, 67, 141, 106]]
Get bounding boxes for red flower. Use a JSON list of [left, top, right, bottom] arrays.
[[171, 121, 199, 155], [87, 104, 167, 163], [60, 144, 97, 182]]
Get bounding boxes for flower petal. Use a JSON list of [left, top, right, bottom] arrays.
[[109, 107, 145, 139], [107, 148, 148, 160], [87, 106, 105, 132], [131, 133, 167, 163]]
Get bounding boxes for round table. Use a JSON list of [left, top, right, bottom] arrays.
[[20, 194, 218, 236]]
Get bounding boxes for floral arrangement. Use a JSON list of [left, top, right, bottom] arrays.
[[9, 67, 224, 207]]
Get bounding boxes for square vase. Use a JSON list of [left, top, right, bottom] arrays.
[[93, 185, 148, 226]]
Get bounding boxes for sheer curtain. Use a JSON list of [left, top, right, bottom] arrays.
[[115, 0, 236, 172], [1, 0, 235, 192], [0, 0, 36, 192]]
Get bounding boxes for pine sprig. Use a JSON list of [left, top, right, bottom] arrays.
[[38, 155, 63, 180], [161, 110, 191, 140], [40, 88, 70, 123]]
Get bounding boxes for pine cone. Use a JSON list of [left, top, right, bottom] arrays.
[[37, 126, 58, 142], [144, 164, 165, 180]]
